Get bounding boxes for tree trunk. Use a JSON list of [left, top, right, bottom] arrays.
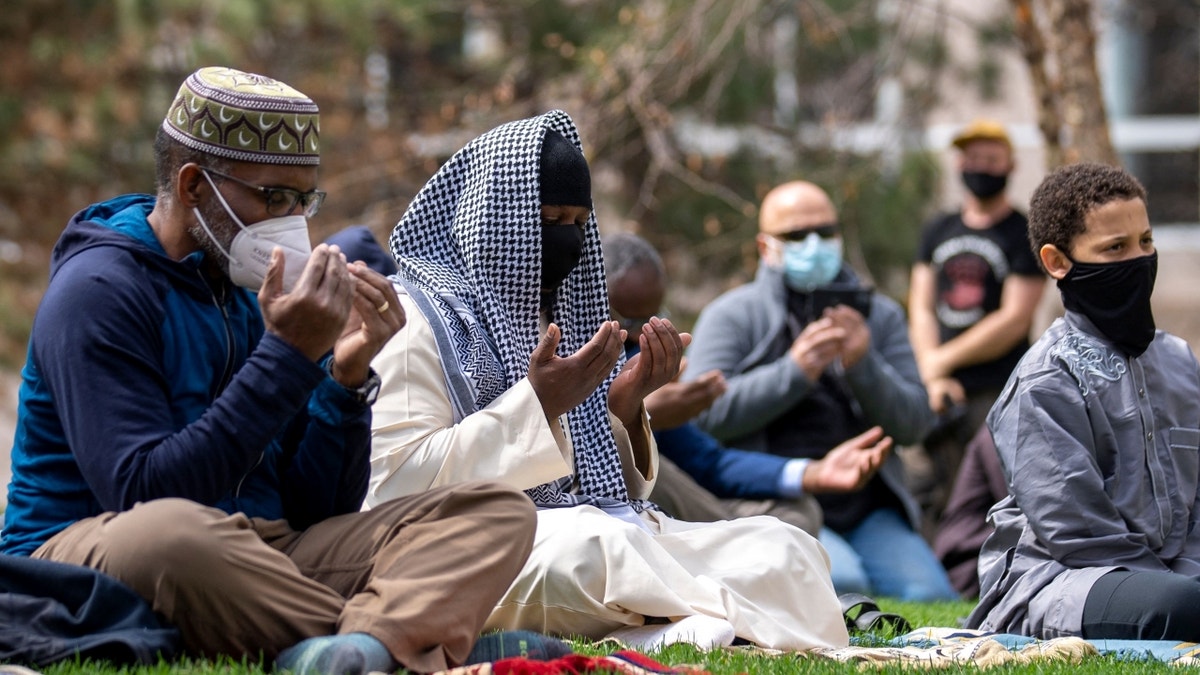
[[1010, 0, 1063, 168], [1042, 0, 1121, 167], [1012, 0, 1119, 169]]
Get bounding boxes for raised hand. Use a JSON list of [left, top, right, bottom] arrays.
[[801, 426, 892, 494], [608, 317, 691, 429], [643, 365, 727, 430], [329, 263, 406, 387], [826, 305, 871, 368], [260, 244, 355, 362], [528, 321, 625, 421], [788, 317, 845, 382]]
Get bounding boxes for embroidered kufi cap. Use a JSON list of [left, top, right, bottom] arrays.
[[162, 66, 320, 165]]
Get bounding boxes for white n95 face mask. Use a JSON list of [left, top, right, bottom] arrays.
[[193, 172, 313, 292]]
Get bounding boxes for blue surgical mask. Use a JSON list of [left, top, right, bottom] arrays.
[[782, 233, 843, 291]]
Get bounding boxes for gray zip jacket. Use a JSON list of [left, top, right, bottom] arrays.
[[968, 311, 1200, 637], [685, 263, 934, 528]]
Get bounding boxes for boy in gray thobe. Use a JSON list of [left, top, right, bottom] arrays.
[[968, 163, 1200, 640]]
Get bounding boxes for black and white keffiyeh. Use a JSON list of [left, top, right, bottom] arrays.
[[390, 110, 640, 510]]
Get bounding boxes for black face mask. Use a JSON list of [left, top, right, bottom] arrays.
[[961, 171, 1008, 199], [1058, 252, 1158, 357], [540, 223, 585, 302]]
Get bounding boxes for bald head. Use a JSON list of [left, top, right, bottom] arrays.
[[758, 181, 837, 236]]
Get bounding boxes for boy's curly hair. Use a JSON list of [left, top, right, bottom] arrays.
[[1028, 162, 1147, 268]]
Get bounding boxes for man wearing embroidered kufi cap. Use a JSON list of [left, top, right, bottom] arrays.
[[2, 66, 543, 674]]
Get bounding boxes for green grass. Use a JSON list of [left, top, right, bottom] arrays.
[[28, 600, 1185, 673]]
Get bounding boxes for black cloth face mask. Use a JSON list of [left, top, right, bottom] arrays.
[[540, 223, 585, 311], [1058, 251, 1158, 357], [961, 171, 1008, 199]]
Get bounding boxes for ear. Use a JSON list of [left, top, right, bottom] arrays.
[[177, 163, 206, 209], [1040, 244, 1072, 280], [756, 233, 774, 262]]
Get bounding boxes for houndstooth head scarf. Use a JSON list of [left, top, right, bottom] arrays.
[[390, 110, 641, 511]]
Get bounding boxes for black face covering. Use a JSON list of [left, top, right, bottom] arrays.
[[962, 171, 1008, 199], [1058, 252, 1158, 357], [538, 129, 591, 314], [540, 223, 585, 311]]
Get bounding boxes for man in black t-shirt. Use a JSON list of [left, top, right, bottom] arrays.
[[916, 210, 1039, 392], [907, 121, 1046, 586]]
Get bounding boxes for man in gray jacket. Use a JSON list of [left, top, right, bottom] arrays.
[[686, 180, 955, 601], [967, 163, 1200, 640]]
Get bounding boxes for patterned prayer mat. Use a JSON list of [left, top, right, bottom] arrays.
[[893, 627, 1200, 667], [784, 627, 1200, 668], [426, 650, 710, 675], [800, 627, 1096, 668], [408, 627, 1200, 674]]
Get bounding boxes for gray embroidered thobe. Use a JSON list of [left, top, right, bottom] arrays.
[[968, 311, 1200, 637]]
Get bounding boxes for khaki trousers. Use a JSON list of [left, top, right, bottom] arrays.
[[33, 481, 535, 674]]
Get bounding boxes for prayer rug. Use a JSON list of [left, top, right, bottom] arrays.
[[424, 650, 711, 675]]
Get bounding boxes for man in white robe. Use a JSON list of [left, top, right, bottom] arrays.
[[366, 110, 847, 651]]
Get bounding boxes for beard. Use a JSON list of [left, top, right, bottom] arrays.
[[188, 197, 240, 275]]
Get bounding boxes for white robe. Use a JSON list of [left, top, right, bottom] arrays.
[[366, 288, 848, 650]]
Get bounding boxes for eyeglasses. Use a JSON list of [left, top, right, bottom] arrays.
[[611, 308, 669, 334], [775, 223, 839, 242], [202, 167, 326, 218]]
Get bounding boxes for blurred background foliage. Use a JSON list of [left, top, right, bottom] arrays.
[[0, 0, 962, 368]]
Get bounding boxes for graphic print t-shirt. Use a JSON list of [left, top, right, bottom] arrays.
[[916, 210, 1042, 392]]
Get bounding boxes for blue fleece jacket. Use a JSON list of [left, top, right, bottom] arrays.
[[2, 194, 371, 556]]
